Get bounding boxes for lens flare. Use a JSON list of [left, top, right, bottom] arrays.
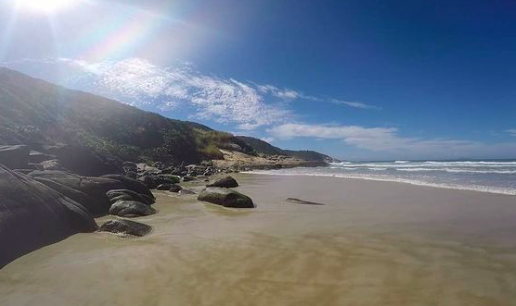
[[15, 0, 78, 13]]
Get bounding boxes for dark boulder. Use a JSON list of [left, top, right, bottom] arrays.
[[126, 171, 137, 179], [34, 177, 106, 217], [182, 175, 195, 182], [29, 171, 125, 215], [0, 145, 29, 169], [198, 187, 255, 208], [40, 159, 63, 171], [106, 189, 152, 205], [169, 185, 182, 193], [156, 183, 173, 190], [98, 219, 152, 237], [207, 176, 239, 188], [179, 188, 196, 195], [109, 200, 156, 218], [29, 151, 55, 164], [140, 194, 155, 205], [102, 174, 154, 200], [0, 165, 97, 268], [140, 174, 180, 189], [42, 145, 122, 176]]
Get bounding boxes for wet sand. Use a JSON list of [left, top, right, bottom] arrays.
[[1, 174, 516, 306]]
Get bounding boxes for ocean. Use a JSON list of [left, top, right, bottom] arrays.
[[250, 160, 516, 196]]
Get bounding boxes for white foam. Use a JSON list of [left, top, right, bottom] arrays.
[[244, 170, 516, 196]]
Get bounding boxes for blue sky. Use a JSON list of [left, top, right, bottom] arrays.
[[1, 0, 516, 160]]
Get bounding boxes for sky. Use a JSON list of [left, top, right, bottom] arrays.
[[0, 0, 515, 160]]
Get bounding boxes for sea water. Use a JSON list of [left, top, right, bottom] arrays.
[[250, 160, 516, 195]]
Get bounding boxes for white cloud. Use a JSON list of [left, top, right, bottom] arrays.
[[268, 123, 516, 158], [260, 137, 275, 143], [60, 58, 292, 128], [506, 129, 516, 137], [331, 99, 381, 110]]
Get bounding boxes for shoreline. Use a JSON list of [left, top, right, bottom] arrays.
[[245, 168, 516, 196]]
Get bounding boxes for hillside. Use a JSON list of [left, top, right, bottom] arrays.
[[0, 67, 256, 164], [236, 136, 334, 162]]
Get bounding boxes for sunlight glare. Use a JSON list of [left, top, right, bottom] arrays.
[[15, 0, 79, 13]]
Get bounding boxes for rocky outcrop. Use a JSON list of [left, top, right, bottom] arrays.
[[0, 165, 97, 268], [0, 145, 29, 169], [207, 176, 239, 188], [29, 171, 125, 215], [42, 145, 122, 176], [102, 174, 155, 200], [109, 201, 156, 218], [98, 219, 152, 237], [106, 189, 153, 205], [198, 187, 255, 208], [34, 177, 107, 217]]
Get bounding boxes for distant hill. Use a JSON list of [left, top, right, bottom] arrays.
[[236, 136, 333, 162], [0, 67, 256, 164]]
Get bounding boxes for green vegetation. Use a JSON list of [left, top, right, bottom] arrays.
[[237, 136, 332, 162], [0, 68, 251, 164]]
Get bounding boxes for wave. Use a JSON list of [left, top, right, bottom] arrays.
[[396, 168, 516, 174], [244, 170, 516, 196]]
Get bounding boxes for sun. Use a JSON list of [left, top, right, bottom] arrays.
[[15, 0, 79, 13]]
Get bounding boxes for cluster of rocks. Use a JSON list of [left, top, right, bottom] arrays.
[[0, 144, 258, 268]]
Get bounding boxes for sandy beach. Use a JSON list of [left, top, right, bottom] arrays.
[[1, 173, 516, 306]]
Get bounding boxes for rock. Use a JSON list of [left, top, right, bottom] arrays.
[[106, 189, 152, 205], [140, 194, 155, 205], [98, 219, 152, 237], [35, 177, 106, 217], [286, 198, 324, 206], [198, 187, 255, 208], [179, 188, 196, 195], [0, 145, 29, 169], [122, 161, 137, 172], [125, 171, 137, 179], [0, 165, 97, 268], [102, 174, 154, 200], [40, 159, 63, 171], [29, 171, 125, 215], [169, 184, 182, 193], [156, 184, 173, 190], [29, 151, 55, 164], [109, 200, 156, 218], [42, 145, 122, 176], [140, 174, 180, 189], [182, 175, 195, 182], [207, 176, 239, 188]]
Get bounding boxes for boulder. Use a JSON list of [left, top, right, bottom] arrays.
[[207, 176, 239, 188], [29, 151, 55, 164], [140, 194, 155, 205], [169, 185, 182, 193], [34, 177, 106, 217], [0, 165, 97, 268], [102, 174, 154, 199], [109, 200, 156, 218], [156, 184, 173, 190], [0, 145, 29, 169], [179, 188, 196, 195], [42, 145, 122, 176], [98, 219, 152, 237], [182, 175, 195, 182], [198, 187, 255, 208], [140, 174, 180, 189], [40, 159, 63, 171], [106, 189, 153, 205], [29, 171, 125, 215]]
